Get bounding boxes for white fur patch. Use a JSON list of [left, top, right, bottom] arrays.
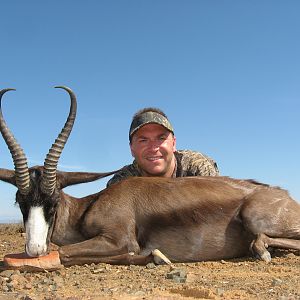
[[25, 206, 49, 257]]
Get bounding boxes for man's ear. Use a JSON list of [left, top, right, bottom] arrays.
[[130, 142, 136, 158], [172, 135, 177, 152]]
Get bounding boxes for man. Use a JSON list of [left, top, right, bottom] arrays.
[[107, 107, 219, 186]]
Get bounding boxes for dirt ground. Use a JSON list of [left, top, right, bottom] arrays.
[[0, 224, 300, 300]]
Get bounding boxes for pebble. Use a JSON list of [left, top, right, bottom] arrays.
[[2, 285, 10, 292], [128, 265, 140, 271], [49, 283, 57, 291], [6, 281, 15, 289], [146, 262, 156, 269], [0, 270, 15, 277], [11, 274, 28, 284], [53, 275, 64, 287], [91, 267, 106, 274], [272, 278, 283, 286], [24, 282, 33, 289], [166, 268, 187, 283], [284, 253, 296, 258], [134, 290, 146, 296], [216, 288, 225, 296]]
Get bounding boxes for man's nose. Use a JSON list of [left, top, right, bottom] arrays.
[[147, 139, 161, 149]]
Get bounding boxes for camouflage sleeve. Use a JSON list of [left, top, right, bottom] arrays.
[[106, 163, 140, 187], [176, 150, 219, 177]]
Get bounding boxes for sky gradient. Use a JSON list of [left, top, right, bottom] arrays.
[[0, 1, 299, 221]]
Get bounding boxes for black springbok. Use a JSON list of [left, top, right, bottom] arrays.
[[0, 87, 300, 267]]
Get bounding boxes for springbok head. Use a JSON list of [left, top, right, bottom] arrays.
[[0, 87, 77, 256]]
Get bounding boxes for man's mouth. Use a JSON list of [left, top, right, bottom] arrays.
[[146, 156, 162, 161]]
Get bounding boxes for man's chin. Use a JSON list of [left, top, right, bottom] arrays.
[[143, 168, 166, 177]]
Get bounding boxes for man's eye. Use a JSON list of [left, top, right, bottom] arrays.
[[138, 139, 148, 143]]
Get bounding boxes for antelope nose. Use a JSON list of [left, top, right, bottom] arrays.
[[25, 242, 48, 257]]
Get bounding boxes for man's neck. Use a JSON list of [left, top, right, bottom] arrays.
[[138, 155, 177, 178]]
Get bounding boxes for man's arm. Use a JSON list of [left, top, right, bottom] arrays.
[[175, 150, 219, 177], [106, 163, 141, 187]]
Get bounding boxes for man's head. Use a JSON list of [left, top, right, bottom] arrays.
[[129, 108, 174, 142], [129, 108, 176, 177]]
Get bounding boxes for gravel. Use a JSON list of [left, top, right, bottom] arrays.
[[1, 224, 300, 300]]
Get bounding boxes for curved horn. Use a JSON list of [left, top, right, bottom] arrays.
[[0, 89, 31, 194], [40, 86, 77, 195]]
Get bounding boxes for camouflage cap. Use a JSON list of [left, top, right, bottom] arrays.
[[129, 111, 174, 140]]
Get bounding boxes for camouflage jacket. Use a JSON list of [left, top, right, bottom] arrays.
[[106, 150, 219, 187]]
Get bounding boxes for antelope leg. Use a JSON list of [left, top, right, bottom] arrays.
[[61, 252, 154, 266], [58, 235, 140, 265], [250, 233, 300, 262]]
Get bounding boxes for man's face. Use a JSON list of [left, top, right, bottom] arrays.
[[130, 123, 176, 177]]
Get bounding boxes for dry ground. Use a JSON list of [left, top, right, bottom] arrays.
[[0, 223, 300, 300]]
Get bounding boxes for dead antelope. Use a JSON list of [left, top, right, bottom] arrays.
[[0, 87, 300, 267]]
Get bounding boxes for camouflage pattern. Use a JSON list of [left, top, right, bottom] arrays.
[[129, 111, 174, 140], [106, 149, 219, 187]]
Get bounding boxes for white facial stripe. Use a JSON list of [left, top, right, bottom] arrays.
[[25, 206, 49, 257]]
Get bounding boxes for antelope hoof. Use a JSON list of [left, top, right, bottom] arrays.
[[260, 251, 272, 263], [58, 248, 70, 263]]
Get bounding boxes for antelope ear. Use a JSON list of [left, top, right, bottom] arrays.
[[0, 168, 17, 186], [56, 170, 120, 189]]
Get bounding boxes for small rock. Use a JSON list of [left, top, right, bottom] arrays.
[[0, 270, 15, 278], [272, 278, 283, 286], [134, 290, 146, 296], [2, 285, 10, 292], [166, 268, 187, 283], [42, 278, 51, 284], [6, 281, 15, 290], [279, 296, 291, 300], [92, 268, 106, 274], [146, 263, 156, 269], [10, 274, 28, 286], [216, 288, 225, 296], [16, 293, 31, 300], [54, 269, 66, 276], [285, 253, 296, 258], [25, 295, 34, 300], [24, 282, 33, 289], [49, 283, 57, 291], [128, 265, 140, 270], [53, 275, 64, 288]]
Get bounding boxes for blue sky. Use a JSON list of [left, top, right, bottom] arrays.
[[0, 1, 299, 221]]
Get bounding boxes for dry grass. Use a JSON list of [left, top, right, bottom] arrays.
[[0, 223, 24, 235]]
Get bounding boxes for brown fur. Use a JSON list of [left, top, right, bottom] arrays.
[[1, 166, 300, 266], [48, 172, 300, 265]]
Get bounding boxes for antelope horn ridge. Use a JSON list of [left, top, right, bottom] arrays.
[[0, 89, 31, 195], [40, 86, 77, 195]]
